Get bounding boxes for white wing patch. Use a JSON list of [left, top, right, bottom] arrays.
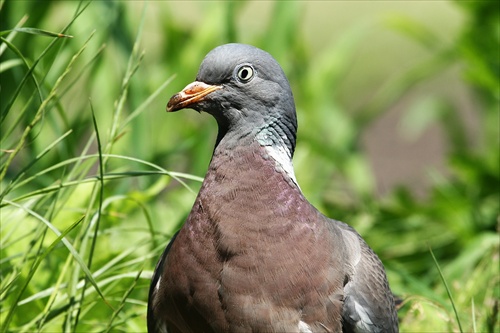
[[298, 320, 313, 333], [354, 300, 375, 331], [155, 275, 162, 291]]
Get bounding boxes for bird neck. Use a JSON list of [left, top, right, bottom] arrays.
[[197, 140, 305, 233], [255, 116, 296, 160], [213, 121, 299, 188], [255, 129, 299, 188]]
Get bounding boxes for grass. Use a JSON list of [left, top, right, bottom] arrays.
[[1, 1, 498, 332]]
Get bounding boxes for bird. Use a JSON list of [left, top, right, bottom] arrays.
[[147, 43, 399, 333]]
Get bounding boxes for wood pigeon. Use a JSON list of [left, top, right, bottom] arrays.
[[148, 43, 399, 333]]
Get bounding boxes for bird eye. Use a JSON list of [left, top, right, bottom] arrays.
[[236, 65, 254, 83]]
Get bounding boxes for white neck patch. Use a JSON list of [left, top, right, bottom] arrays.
[[263, 143, 300, 189], [255, 129, 300, 189]]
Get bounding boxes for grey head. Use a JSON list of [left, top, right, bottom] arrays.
[[167, 43, 297, 155]]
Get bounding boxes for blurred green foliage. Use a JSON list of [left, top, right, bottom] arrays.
[[1, 1, 498, 332]]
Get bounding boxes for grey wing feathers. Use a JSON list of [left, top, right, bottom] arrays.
[[147, 232, 179, 333], [336, 221, 399, 333]]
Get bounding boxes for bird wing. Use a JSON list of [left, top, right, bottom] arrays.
[[335, 221, 398, 333], [147, 231, 179, 333]]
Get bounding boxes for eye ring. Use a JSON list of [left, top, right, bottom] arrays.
[[236, 64, 255, 83]]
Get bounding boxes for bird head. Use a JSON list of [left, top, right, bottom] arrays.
[[167, 43, 297, 154]]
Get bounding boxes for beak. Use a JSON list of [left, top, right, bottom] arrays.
[[167, 81, 222, 112]]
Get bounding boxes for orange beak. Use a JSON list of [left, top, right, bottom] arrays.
[[167, 81, 222, 112]]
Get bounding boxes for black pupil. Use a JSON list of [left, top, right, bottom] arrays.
[[240, 67, 250, 79]]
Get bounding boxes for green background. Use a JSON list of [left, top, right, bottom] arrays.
[[1, 1, 498, 332]]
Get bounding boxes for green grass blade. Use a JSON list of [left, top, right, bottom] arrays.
[[0, 30, 96, 185], [102, 268, 143, 333], [0, 1, 91, 123], [12, 27, 73, 38], [0, 14, 28, 56], [72, 100, 105, 329], [122, 74, 176, 129], [0, 215, 84, 332], [0, 36, 44, 108], [429, 245, 464, 332], [0, 58, 23, 73], [3, 200, 113, 307], [1, 130, 72, 199]]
